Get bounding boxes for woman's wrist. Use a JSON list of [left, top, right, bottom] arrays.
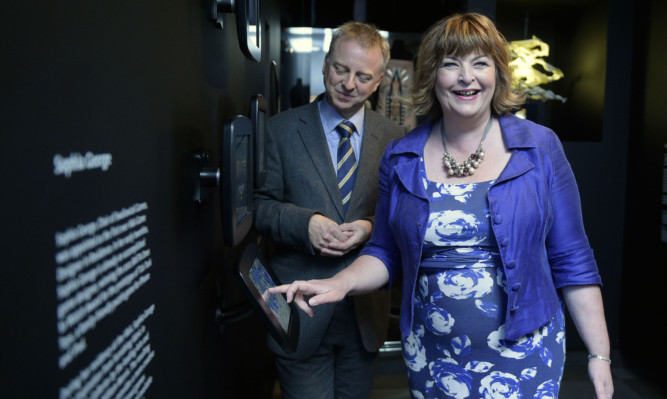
[[587, 354, 611, 365]]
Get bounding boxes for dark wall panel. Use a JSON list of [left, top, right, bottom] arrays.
[[0, 0, 280, 397], [620, 0, 667, 382]]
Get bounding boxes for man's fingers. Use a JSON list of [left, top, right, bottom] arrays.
[[319, 247, 347, 257], [328, 226, 349, 242]]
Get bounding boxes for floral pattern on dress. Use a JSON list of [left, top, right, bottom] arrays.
[[402, 159, 566, 399]]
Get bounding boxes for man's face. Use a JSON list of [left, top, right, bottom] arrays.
[[322, 37, 384, 119]]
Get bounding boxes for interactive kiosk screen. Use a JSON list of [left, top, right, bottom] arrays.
[[236, 242, 299, 353], [221, 115, 253, 247]]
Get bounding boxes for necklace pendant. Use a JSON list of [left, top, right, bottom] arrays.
[[440, 117, 493, 178], [463, 162, 474, 175]]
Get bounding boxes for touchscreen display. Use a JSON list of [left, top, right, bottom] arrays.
[[248, 258, 290, 332], [235, 133, 249, 221]]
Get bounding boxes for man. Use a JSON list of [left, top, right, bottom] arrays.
[[254, 22, 403, 399]]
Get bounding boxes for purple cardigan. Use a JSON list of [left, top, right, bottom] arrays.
[[360, 113, 602, 341]]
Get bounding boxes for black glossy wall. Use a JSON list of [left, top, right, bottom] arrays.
[[620, 0, 667, 382], [0, 0, 281, 397]]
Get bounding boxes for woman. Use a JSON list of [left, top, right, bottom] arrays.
[[271, 13, 613, 398]]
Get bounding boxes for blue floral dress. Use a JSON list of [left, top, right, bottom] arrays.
[[401, 158, 566, 399]]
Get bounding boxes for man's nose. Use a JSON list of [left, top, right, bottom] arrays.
[[342, 74, 355, 90]]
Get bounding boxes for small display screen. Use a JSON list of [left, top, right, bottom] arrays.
[[235, 133, 249, 222], [256, 109, 265, 176], [248, 258, 290, 332], [236, 242, 298, 352]]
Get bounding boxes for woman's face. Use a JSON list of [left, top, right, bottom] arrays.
[[434, 52, 496, 120]]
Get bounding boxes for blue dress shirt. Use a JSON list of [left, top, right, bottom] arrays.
[[318, 97, 364, 171]]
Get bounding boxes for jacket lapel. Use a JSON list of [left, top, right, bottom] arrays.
[[348, 112, 381, 211], [497, 114, 537, 183], [391, 120, 431, 200], [295, 101, 344, 216]]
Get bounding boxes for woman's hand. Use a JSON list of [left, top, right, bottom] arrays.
[[588, 357, 614, 398], [268, 255, 390, 317], [269, 277, 349, 317], [562, 285, 614, 398]]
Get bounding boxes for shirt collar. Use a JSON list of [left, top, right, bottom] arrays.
[[318, 96, 365, 135]]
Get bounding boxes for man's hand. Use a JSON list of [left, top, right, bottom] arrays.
[[324, 220, 372, 255], [308, 216, 372, 256], [308, 214, 351, 256]]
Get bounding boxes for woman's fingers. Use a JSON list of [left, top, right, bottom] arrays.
[[267, 280, 342, 316], [292, 293, 314, 317]]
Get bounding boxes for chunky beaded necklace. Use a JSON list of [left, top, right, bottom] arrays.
[[441, 116, 493, 177]]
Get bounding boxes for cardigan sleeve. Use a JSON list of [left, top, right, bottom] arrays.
[[360, 147, 402, 285], [544, 133, 602, 288]]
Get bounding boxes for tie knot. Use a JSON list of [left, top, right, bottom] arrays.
[[336, 120, 356, 138]]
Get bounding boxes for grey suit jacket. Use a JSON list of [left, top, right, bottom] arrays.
[[254, 96, 403, 359]]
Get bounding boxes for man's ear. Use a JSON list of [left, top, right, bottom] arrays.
[[322, 56, 329, 75], [372, 73, 384, 92]]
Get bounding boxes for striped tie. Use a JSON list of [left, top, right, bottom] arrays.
[[336, 120, 358, 213]]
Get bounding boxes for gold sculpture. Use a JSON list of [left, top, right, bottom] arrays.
[[508, 36, 566, 103]]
